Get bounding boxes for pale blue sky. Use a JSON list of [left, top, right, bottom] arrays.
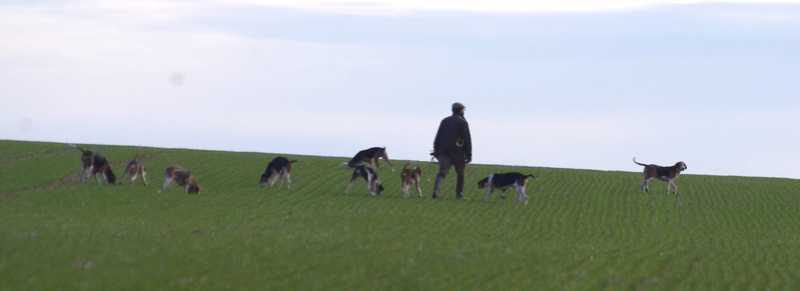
[[3, 0, 800, 178]]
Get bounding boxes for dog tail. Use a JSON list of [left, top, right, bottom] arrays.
[[289, 160, 301, 164], [132, 147, 141, 161], [526, 174, 536, 180], [402, 162, 410, 171], [633, 157, 647, 167], [69, 143, 87, 153]]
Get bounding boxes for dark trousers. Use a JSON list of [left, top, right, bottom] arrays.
[[432, 154, 466, 198]]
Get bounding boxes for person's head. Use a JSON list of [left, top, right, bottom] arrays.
[[451, 102, 466, 115]]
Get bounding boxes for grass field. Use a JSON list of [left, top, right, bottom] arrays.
[[2, 139, 800, 289]]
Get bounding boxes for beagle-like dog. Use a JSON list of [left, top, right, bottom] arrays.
[[346, 147, 395, 172], [259, 156, 298, 189], [633, 158, 687, 195], [70, 144, 116, 185], [477, 172, 536, 205], [119, 149, 147, 186], [345, 163, 384, 196], [158, 166, 202, 194], [400, 163, 422, 198]]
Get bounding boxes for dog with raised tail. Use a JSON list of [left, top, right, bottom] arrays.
[[259, 156, 299, 189], [345, 163, 384, 196], [158, 166, 202, 194], [633, 158, 687, 195], [70, 144, 116, 185], [400, 163, 422, 198], [345, 147, 395, 172], [477, 172, 536, 205], [119, 148, 148, 186]]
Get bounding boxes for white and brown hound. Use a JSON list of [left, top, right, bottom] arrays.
[[477, 172, 536, 205], [119, 149, 147, 186], [400, 163, 422, 198], [633, 158, 687, 195], [345, 164, 384, 196], [70, 144, 116, 185], [345, 147, 395, 172], [158, 166, 202, 194], [259, 156, 298, 189]]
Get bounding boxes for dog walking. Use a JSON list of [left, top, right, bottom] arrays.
[[431, 102, 472, 199]]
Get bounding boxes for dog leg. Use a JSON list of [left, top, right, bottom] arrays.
[[381, 153, 395, 172], [158, 178, 173, 193], [641, 178, 653, 192], [141, 169, 148, 186], [515, 183, 529, 205], [344, 173, 358, 194], [402, 183, 410, 198], [130, 172, 138, 186], [277, 173, 285, 188], [667, 180, 678, 195], [366, 172, 377, 196], [482, 187, 495, 202], [94, 172, 103, 185], [285, 172, 292, 189], [415, 182, 422, 197]]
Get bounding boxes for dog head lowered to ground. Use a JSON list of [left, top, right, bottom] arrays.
[[344, 163, 384, 196], [259, 156, 298, 189], [70, 144, 116, 185], [158, 166, 202, 194], [477, 172, 536, 205]]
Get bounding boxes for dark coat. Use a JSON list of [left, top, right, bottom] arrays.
[[433, 113, 472, 160]]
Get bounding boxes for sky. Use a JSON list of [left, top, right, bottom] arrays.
[[3, 0, 800, 179]]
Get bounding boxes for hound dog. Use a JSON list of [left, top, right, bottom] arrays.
[[346, 147, 395, 172], [259, 156, 298, 189], [633, 158, 687, 195], [70, 144, 116, 184], [477, 172, 536, 205], [158, 166, 202, 194], [400, 163, 422, 198], [119, 149, 148, 186], [344, 163, 384, 196]]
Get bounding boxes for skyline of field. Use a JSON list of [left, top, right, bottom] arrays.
[[4, 1, 800, 179]]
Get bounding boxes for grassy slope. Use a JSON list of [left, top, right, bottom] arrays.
[[1, 140, 800, 289]]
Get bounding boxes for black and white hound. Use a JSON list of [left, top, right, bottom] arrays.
[[633, 158, 687, 195], [259, 156, 298, 189], [477, 172, 536, 205], [345, 164, 384, 196], [70, 144, 116, 185]]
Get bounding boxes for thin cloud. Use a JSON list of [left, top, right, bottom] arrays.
[[229, 0, 800, 15]]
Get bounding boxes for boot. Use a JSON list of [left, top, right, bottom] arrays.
[[455, 174, 465, 199], [432, 173, 445, 199]]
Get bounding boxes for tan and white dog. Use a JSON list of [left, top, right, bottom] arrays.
[[345, 147, 395, 172], [119, 149, 147, 186], [400, 163, 422, 198], [158, 166, 202, 194], [633, 158, 687, 195]]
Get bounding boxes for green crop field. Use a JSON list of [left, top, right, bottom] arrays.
[[2, 139, 800, 289]]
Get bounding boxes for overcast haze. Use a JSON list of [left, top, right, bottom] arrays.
[[3, 0, 800, 179]]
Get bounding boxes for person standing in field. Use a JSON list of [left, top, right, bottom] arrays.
[[431, 102, 472, 199]]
